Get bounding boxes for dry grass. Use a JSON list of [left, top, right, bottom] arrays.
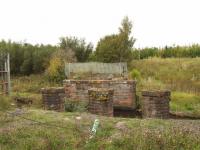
[[0, 109, 200, 150]]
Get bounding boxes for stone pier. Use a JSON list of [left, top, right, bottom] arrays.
[[142, 90, 171, 119], [88, 88, 114, 116], [64, 80, 136, 109], [41, 87, 65, 111]]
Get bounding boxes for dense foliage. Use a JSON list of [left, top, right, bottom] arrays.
[[59, 36, 93, 62], [95, 16, 135, 63], [1, 40, 200, 76], [132, 45, 200, 59], [45, 55, 65, 83], [0, 40, 57, 75], [0, 37, 93, 75], [46, 37, 94, 82]]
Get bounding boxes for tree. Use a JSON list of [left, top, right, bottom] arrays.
[[51, 48, 76, 63], [59, 36, 93, 62], [45, 48, 76, 82], [45, 55, 65, 83], [32, 44, 57, 73], [95, 16, 136, 63], [20, 44, 35, 75]]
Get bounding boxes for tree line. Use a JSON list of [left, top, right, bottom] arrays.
[[0, 16, 200, 76], [0, 37, 93, 75], [132, 45, 200, 59]]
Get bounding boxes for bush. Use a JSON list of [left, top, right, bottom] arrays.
[[130, 69, 141, 81], [64, 99, 88, 112], [45, 57, 65, 83]]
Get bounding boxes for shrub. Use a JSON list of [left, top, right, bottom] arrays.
[[64, 99, 88, 112], [45, 57, 65, 83], [130, 69, 141, 81]]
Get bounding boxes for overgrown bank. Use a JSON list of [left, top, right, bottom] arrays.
[[131, 57, 200, 95], [0, 109, 200, 150]]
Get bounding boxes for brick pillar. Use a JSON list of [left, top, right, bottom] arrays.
[[141, 90, 171, 119], [63, 80, 77, 100], [88, 88, 114, 117], [41, 87, 65, 112]]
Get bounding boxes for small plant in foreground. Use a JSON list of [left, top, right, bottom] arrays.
[[64, 99, 88, 112]]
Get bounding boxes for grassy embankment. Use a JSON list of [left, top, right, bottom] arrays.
[[130, 57, 200, 94], [0, 109, 200, 150]]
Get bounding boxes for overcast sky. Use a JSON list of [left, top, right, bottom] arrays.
[[0, 0, 200, 48]]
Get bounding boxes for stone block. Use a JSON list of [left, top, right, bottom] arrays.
[[142, 90, 170, 119], [41, 87, 65, 111], [88, 88, 114, 116]]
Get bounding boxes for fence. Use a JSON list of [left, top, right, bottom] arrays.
[[65, 62, 128, 77], [0, 53, 11, 95]]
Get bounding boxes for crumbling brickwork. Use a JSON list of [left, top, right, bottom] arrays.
[[142, 90, 171, 119], [88, 88, 114, 116], [63, 80, 136, 109], [41, 87, 65, 111]]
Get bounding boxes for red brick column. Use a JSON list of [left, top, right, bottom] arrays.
[[88, 88, 114, 117], [142, 90, 171, 119], [41, 87, 65, 111]]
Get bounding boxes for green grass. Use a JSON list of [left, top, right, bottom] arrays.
[[0, 96, 13, 111], [11, 92, 42, 108], [0, 109, 200, 150], [170, 92, 200, 116], [12, 74, 61, 94], [130, 57, 200, 94], [10, 75, 61, 108]]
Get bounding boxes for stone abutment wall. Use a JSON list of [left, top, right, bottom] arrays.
[[63, 80, 136, 109]]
